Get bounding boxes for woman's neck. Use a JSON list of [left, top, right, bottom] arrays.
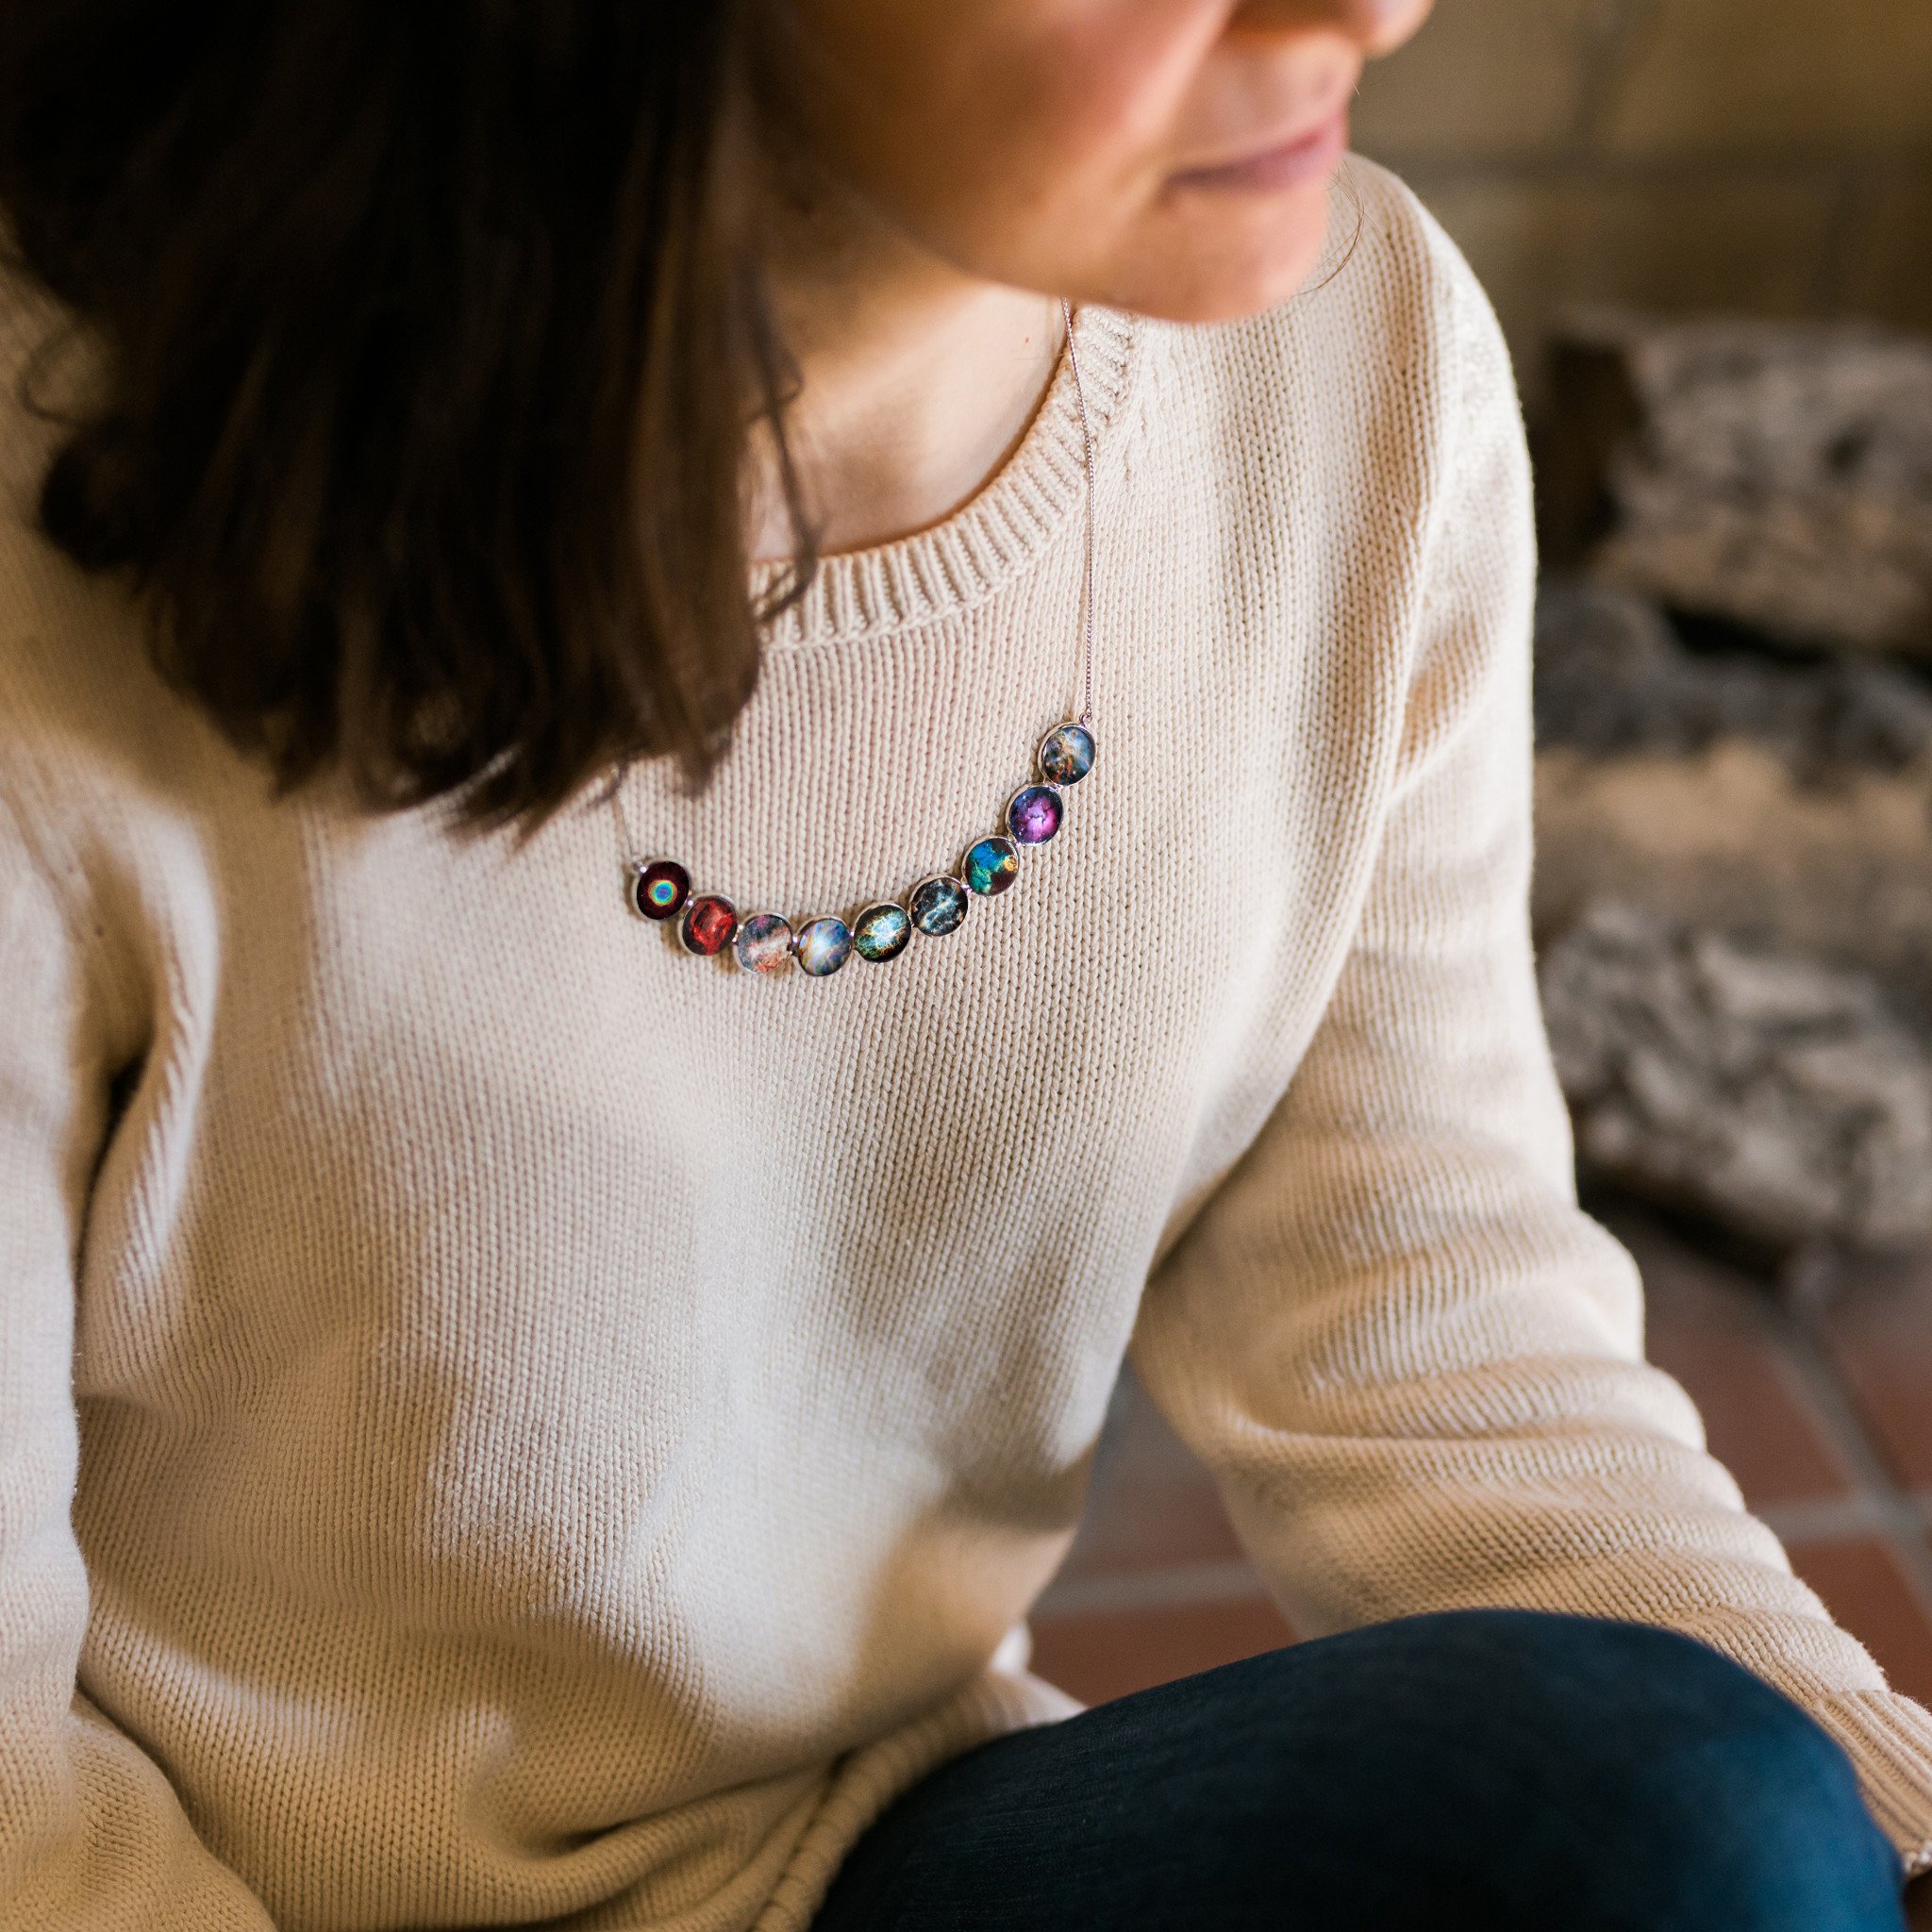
[[745, 180, 1062, 563]]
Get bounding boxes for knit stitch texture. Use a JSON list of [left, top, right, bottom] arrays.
[[3, 162, 1929, 1930]]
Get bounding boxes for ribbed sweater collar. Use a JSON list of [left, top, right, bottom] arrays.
[[756, 305, 1138, 651]]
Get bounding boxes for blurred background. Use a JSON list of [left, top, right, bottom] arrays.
[[1357, 0, 1932, 400], [1035, 0, 1932, 1711]]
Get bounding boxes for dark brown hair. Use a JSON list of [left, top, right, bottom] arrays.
[[0, 0, 809, 825]]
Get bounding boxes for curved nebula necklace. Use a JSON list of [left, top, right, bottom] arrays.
[[613, 299, 1098, 981]]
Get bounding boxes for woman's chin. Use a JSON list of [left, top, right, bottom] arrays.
[[1099, 179, 1343, 325]]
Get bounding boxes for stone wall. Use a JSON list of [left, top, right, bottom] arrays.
[[1352, 0, 1932, 408]]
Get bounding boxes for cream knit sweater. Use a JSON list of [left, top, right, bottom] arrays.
[[3, 162, 1930, 1932]]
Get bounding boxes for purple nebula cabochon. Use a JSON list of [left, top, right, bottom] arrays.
[[1006, 785, 1062, 845]]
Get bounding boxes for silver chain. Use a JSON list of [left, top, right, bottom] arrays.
[[1061, 298, 1097, 730], [614, 299, 1098, 866]]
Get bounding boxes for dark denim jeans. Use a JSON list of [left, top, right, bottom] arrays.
[[810, 1608, 1906, 1931]]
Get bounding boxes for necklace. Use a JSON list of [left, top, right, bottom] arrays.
[[612, 298, 1098, 981]]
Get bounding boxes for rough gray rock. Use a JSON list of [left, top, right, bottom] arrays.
[[1534, 576, 1932, 774], [1533, 738, 1932, 1040], [1540, 902, 1932, 1252], [1530, 577, 1932, 1032], [1545, 310, 1932, 658]]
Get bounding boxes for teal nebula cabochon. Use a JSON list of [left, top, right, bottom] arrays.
[[963, 837, 1019, 896]]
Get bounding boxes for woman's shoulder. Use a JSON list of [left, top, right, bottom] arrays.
[[0, 266, 230, 1022], [1324, 155, 1497, 331], [0, 267, 207, 802], [1133, 157, 1515, 482], [1246, 155, 1503, 379], [0, 536, 188, 870]]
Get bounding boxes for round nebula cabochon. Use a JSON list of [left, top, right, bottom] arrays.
[[910, 875, 970, 937], [795, 916, 853, 977], [1006, 785, 1062, 845], [1038, 723, 1094, 787], [634, 858, 691, 921], [734, 912, 795, 974], [679, 894, 737, 956], [854, 903, 912, 961], [963, 837, 1019, 896]]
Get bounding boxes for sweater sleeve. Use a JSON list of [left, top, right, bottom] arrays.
[[0, 787, 275, 1929], [1126, 241, 1932, 1876]]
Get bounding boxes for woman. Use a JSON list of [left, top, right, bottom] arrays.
[[0, 2, 1926, 1927]]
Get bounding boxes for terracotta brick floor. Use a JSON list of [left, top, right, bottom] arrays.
[[1029, 1202, 1932, 1712]]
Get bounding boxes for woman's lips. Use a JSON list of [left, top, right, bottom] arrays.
[[1169, 106, 1350, 194]]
